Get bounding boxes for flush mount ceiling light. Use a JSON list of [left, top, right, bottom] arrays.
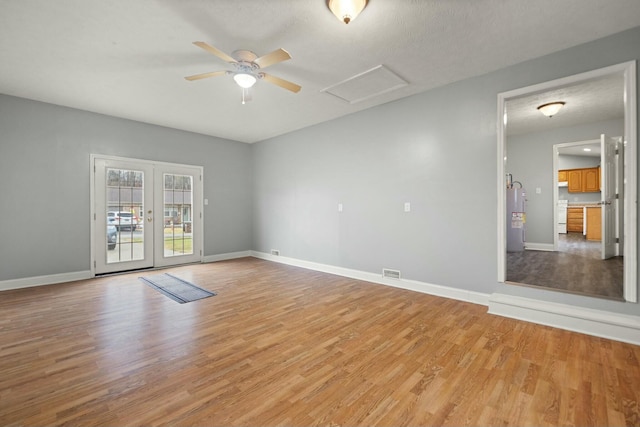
[[537, 101, 565, 117], [327, 0, 368, 24], [233, 73, 257, 88]]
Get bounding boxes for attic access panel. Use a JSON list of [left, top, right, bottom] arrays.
[[321, 65, 408, 104]]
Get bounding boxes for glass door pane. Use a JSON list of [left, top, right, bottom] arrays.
[[106, 168, 145, 263], [163, 173, 193, 257]]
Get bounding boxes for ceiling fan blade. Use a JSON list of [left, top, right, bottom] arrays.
[[193, 41, 237, 63], [254, 48, 292, 69], [184, 70, 227, 81], [261, 73, 301, 93]]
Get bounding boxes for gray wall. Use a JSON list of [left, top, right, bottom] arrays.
[[252, 26, 640, 316], [1, 26, 638, 318], [559, 154, 601, 170], [507, 118, 623, 243], [0, 95, 253, 281]]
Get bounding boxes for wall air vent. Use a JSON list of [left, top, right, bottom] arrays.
[[382, 268, 401, 279], [271, 249, 280, 256]]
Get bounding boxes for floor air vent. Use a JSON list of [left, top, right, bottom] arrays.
[[382, 268, 401, 279]]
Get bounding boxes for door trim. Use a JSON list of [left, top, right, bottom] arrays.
[[90, 154, 204, 277]]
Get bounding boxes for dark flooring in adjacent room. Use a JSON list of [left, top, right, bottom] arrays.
[[506, 233, 623, 299]]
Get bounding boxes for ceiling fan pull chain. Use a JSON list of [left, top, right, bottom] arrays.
[[241, 87, 251, 105]]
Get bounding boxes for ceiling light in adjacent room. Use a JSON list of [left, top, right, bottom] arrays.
[[233, 73, 257, 88], [327, 0, 368, 24], [537, 101, 565, 117]]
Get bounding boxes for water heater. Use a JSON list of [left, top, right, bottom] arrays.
[[506, 187, 526, 252]]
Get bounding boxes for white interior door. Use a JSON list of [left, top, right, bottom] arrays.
[[600, 134, 616, 260], [616, 137, 625, 256], [93, 156, 203, 274]]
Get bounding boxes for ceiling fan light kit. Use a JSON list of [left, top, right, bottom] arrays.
[[537, 101, 565, 117], [233, 73, 257, 89], [327, 0, 368, 24]]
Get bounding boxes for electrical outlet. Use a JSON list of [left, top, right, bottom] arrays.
[[271, 249, 280, 256], [404, 202, 411, 212]]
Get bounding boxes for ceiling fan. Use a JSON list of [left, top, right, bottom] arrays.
[[185, 41, 301, 103]]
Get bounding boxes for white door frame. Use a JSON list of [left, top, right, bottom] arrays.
[[552, 138, 600, 252], [497, 61, 637, 303], [90, 154, 204, 276]]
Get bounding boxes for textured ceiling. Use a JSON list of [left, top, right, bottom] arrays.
[[1, 0, 639, 143], [506, 73, 625, 137]]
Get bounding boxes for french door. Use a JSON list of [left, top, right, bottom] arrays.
[[92, 156, 203, 275]]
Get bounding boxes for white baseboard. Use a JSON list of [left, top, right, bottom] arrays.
[[524, 242, 555, 251], [488, 293, 640, 346], [204, 250, 252, 263], [0, 271, 92, 292], [251, 251, 640, 345], [3, 252, 638, 346], [0, 251, 252, 292], [250, 251, 490, 306]]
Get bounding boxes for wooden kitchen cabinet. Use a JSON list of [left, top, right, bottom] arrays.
[[559, 167, 600, 193], [583, 167, 600, 192], [567, 169, 583, 192], [586, 206, 602, 241], [567, 207, 584, 233]]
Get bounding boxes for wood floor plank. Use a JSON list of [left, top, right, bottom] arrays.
[[0, 257, 639, 426]]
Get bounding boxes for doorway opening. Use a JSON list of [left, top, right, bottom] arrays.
[[497, 61, 637, 302]]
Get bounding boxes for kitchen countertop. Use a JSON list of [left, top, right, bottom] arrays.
[[567, 203, 600, 207]]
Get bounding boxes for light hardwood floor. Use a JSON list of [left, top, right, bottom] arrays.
[[1, 258, 639, 426]]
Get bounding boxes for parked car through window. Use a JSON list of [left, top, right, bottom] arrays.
[[107, 211, 139, 231]]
